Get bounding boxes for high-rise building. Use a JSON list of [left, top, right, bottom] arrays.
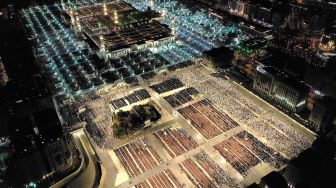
[[7, 105, 79, 186], [273, 77, 310, 112], [0, 57, 9, 86], [308, 96, 336, 132], [260, 171, 287, 188], [253, 65, 286, 96], [284, 138, 336, 188], [14, 134, 78, 186], [319, 33, 336, 52], [256, 6, 272, 23], [254, 65, 310, 112]]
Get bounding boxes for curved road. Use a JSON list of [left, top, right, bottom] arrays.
[[68, 129, 101, 188]]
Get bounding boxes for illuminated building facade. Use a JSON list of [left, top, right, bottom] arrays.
[[228, 0, 249, 19], [273, 77, 309, 112], [254, 65, 310, 112], [227, 0, 274, 25], [253, 66, 284, 96], [319, 34, 336, 52], [308, 96, 336, 132], [0, 57, 9, 86]]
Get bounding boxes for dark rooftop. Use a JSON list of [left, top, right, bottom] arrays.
[[279, 77, 310, 93], [9, 108, 63, 154], [288, 137, 336, 188], [261, 171, 287, 188], [257, 65, 288, 80], [204, 46, 233, 57]]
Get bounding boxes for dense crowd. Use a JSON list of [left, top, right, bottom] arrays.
[[182, 74, 258, 124], [176, 68, 312, 159], [164, 87, 199, 108], [248, 120, 303, 158], [215, 138, 260, 176], [154, 126, 198, 157], [114, 138, 163, 177], [194, 151, 238, 187], [265, 115, 312, 150], [235, 132, 287, 169]]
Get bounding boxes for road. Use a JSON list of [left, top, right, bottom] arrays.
[[67, 129, 101, 188]]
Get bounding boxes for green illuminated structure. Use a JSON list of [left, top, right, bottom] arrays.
[[238, 37, 267, 56]]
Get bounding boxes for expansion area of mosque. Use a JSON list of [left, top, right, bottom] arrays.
[[1, 0, 336, 187]]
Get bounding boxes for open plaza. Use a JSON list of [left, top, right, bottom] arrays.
[[83, 64, 315, 188]]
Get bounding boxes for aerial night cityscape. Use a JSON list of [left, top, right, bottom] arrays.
[[0, 0, 336, 188]]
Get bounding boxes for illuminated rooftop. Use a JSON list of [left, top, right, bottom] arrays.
[[66, 1, 172, 52]]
